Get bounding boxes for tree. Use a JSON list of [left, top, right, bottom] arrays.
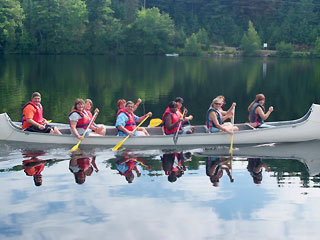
[[241, 20, 261, 56], [275, 41, 293, 57], [196, 28, 209, 50], [183, 33, 202, 56], [125, 7, 175, 55], [315, 37, 320, 57], [85, 0, 123, 53], [0, 0, 24, 53]]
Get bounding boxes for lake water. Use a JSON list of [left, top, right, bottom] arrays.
[[1, 55, 320, 240]]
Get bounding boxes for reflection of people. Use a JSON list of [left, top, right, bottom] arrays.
[[115, 101, 152, 136], [248, 94, 274, 128], [69, 152, 98, 184], [116, 156, 151, 183], [206, 97, 238, 134], [21, 92, 62, 134], [22, 150, 46, 187], [161, 152, 191, 182], [206, 156, 234, 187], [247, 158, 270, 184]]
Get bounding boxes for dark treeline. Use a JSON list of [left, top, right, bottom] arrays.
[[1, 0, 320, 55]]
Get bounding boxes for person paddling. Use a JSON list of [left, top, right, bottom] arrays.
[[115, 101, 151, 136], [21, 92, 61, 135], [175, 97, 194, 133], [248, 94, 274, 128], [162, 101, 193, 135], [84, 99, 106, 135], [69, 98, 104, 141], [206, 97, 238, 134]]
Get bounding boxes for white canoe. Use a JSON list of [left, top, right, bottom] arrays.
[[1, 104, 320, 148]]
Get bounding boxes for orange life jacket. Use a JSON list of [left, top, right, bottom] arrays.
[[21, 101, 45, 129]]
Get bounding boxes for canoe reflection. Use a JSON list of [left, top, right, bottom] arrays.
[[161, 152, 191, 183], [69, 151, 98, 184], [206, 156, 234, 187]]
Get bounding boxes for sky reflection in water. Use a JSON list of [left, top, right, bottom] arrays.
[[0, 142, 320, 240]]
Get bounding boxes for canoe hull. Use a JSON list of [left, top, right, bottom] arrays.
[[1, 104, 320, 148]]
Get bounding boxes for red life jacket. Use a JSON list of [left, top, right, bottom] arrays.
[[119, 159, 136, 176], [162, 108, 180, 135], [21, 101, 45, 127], [69, 110, 91, 129], [85, 109, 93, 120], [117, 109, 137, 131]]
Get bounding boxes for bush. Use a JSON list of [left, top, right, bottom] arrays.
[[275, 41, 293, 57], [183, 33, 202, 56]]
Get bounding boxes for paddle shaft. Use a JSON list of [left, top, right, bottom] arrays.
[[71, 111, 98, 151], [112, 114, 150, 151], [173, 109, 186, 145], [229, 107, 235, 156]]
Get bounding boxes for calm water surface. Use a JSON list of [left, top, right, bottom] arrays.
[[1, 56, 320, 239]]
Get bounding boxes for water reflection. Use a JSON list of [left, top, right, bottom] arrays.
[[22, 150, 46, 186], [69, 151, 98, 184], [115, 154, 151, 183], [161, 151, 191, 183], [247, 158, 270, 184], [206, 156, 234, 186]]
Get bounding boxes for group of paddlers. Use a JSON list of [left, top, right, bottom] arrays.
[[21, 92, 274, 139]]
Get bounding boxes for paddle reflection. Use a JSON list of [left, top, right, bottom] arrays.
[[69, 151, 98, 184], [206, 156, 234, 187], [161, 151, 192, 183], [115, 154, 151, 183]]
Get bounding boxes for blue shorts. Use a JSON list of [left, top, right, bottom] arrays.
[[209, 127, 219, 133]]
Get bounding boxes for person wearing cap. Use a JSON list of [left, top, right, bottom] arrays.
[[21, 92, 62, 135], [206, 97, 238, 134], [115, 101, 152, 136], [175, 97, 194, 125]]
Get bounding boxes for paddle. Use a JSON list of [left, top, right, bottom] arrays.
[[229, 106, 236, 156], [112, 114, 150, 151], [148, 118, 162, 127], [173, 109, 186, 145], [70, 111, 98, 152]]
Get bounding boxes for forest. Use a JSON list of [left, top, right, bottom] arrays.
[[1, 0, 320, 55]]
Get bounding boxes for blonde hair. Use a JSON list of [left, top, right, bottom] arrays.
[[85, 99, 93, 110], [210, 97, 223, 108]]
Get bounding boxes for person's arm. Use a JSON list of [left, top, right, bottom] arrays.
[[70, 121, 84, 140], [91, 156, 99, 172], [164, 114, 182, 131], [133, 98, 142, 112], [256, 106, 274, 120], [137, 112, 152, 122], [210, 111, 233, 134], [26, 118, 46, 130]]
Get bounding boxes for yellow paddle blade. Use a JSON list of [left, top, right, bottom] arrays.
[[149, 118, 162, 127], [112, 138, 126, 151], [70, 141, 81, 152], [47, 120, 52, 123]]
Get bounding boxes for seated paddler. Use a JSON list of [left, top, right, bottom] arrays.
[[115, 101, 152, 136], [69, 98, 104, 141], [206, 97, 238, 134], [21, 92, 61, 135], [162, 101, 193, 135]]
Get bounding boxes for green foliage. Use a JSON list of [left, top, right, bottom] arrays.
[[315, 37, 320, 57], [183, 33, 202, 56], [0, 0, 24, 53], [125, 7, 175, 55], [196, 28, 209, 50], [275, 41, 294, 57], [241, 21, 261, 56]]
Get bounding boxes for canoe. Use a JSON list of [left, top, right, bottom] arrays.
[[194, 140, 320, 176], [1, 104, 320, 148]]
